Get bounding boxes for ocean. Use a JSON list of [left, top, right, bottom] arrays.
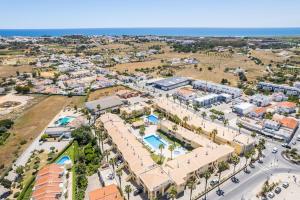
[[0, 28, 300, 37]]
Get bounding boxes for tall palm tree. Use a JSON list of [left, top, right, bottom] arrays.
[[187, 176, 197, 200], [124, 185, 132, 200], [211, 129, 218, 142], [244, 150, 252, 172], [159, 144, 165, 163], [237, 122, 243, 133], [109, 157, 116, 172], [169, 186, 177, 200], [116, 168, 123, 188], [201, 111, 207, 119], [168, 144, 175, 160], [183, 116, 188, 126], [217, 161, 229, 191], [231, 155, 240, 178], [203, 170, 211, 200]]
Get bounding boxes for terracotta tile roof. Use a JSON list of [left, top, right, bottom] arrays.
[[31, 164, 64, 200], [89, 184, 123, 200], [278, 101, 296, 108], [280, 117, 298, 130], [253, 107, 267, 114]]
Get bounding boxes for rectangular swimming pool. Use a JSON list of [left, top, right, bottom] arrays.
[[147, 114, 159, 124], [144, 134, 166, 150], [55, 116, 75, 126]]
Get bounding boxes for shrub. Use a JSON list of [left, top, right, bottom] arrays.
[[13, 192, 20, 198]]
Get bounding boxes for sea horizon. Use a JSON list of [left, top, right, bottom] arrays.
[[1, 27, 300, 37]]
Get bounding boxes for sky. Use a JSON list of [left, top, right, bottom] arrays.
[[1, 0, 300, 29]]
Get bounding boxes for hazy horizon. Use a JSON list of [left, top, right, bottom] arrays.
[[1, 0, 300, 29]]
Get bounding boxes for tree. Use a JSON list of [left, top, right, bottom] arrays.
[[116, 168, 123, 188], [124, 185, 132, 200], [196, 127, 202, 135], [187, 176, 197, 200], [231, 155, 240, 179], [244, 150, 252, 172], [159, 144, 165, 163], [139, 125, 146, 136], [203, 170, 211, 200], [169, 186, 177, 200], [172, 124, 178, 132], [183, 116, 188, 126], [168, 144, 175, 160], [217, 161, 229, 191], [237, 122, 243, 133], [109, 157, 116, 172], [223, 119, 229, 127], [201, 111, 207, 119], [211, 129, 218, 142]]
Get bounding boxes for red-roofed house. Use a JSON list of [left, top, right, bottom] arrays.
[[277, 101, 297, 114], [248, 107, 267, 118], [89, 184, 123, 200]]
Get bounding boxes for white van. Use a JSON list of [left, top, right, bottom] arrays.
[[297, 135, 300, 141]]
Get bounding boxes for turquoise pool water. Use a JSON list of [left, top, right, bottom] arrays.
[[55, 116, 75, 126], [144, 134, 166, 150], [56, 156, 71, 165], [147, 115, 159, 124]]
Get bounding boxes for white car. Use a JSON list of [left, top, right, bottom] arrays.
[[268, 192, 275, 198], [272, 147, 278, 153]]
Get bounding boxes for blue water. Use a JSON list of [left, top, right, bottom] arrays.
[[144, 135, 166, 150], [56, 156, 71, 165], [147, 115, 159, 124], [55, 116, 74, 126], [1, 28, 300, 37]]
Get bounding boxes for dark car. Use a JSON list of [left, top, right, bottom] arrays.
[[133, 188, 143, 196], [274, 187, 281, 194], [231, 177, 239, 183]]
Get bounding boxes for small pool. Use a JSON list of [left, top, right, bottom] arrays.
[[55, 116, 75, 126], [144, 134, 166, 150], [56, 156, 71, 165], [147, 114, 159, 124]]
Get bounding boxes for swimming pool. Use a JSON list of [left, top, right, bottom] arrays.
[[146, 114, 159, 124], [56, 156, 71, 165], [55, 116, 75, 126], [144, 134, 167, 150]]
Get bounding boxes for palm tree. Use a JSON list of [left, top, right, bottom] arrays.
[[201, 111, 207, 119], [124, 185, 132, 200], [172, 124, 178, 132], [109, 157, 116, 172], [96, 104, 101, 117], [237, 122, 243, 133], [244, 150, 252, 172], [211, 129, 218, 142], [196, 127, 202, 135], [168, 144, 175, 160], [116, 168, 123, 188], [187, 176, 197, 200], [183, 116, 188, 126], [217, 161, 229, 191], [203, 170, 211, 200], [231, 155, 240, 178], [169, 186, 177, 200], [159, 144, 165, 163], [223, 119, 228, 127]]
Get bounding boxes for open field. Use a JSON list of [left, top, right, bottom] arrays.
[[0, 65, 33, 77], [111, 59, 162, 73], [0, 95, 84, 175], [88, 85, 130, 101]]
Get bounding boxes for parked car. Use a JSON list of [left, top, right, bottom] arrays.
[[272, 147, 278, 153], [267, 192, 275, 198], [281, 143, 291, 149], [258, 158, 264, 164], [274, 187, 281, 194], [231, 177, 239, 183], [210, 179, 219, 186], [101, 163, 109, 169], [133, 187, 143, 196], [292, 141, 296, 145], [282, 182, 289, 188], [249, 163, 255, 168]]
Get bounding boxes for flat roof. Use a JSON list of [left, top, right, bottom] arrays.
[[86, 95, 123, 111], [234, 102, 255, 110], [194, 93, 219, 102], [154, 77, 190, 87]]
